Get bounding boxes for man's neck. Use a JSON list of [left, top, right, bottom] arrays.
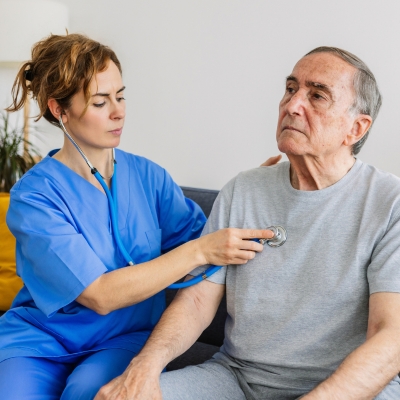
[[287, 153, 356, 191]]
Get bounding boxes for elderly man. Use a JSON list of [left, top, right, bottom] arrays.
[[97, 47, 400, 400]]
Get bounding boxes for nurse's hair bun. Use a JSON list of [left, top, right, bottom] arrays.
[[5, 33, 122, 126]]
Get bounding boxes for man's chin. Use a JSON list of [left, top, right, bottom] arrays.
[[277, 139, 305, 156]]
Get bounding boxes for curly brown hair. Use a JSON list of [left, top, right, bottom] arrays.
[[6, 33, 122, 126]]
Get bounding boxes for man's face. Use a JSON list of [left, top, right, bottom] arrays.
[[276, 52, 358, 157]]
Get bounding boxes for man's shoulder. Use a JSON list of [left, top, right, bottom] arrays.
[[359, 160, 400, 196], [224, 162, 287, 192], [360, 160, 400, 181], [238, 161, 288, 180]]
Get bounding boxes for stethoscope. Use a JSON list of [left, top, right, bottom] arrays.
[[58, 116, 287, 289]]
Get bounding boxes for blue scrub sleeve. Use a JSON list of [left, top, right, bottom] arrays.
[[7, 190, 108, 318], [156, 169, 206, 252]]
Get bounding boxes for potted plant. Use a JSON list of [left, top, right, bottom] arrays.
[[0, 110, 41, 311]]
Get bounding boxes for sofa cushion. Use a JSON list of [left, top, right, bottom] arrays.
[[166, 341, 220, 371], [0, 193, 23, 311]]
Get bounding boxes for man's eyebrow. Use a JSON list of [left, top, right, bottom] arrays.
[[305, 81, 333, 97], [92, 86, 126, 97], [286, 75, 298, 84], [287, 75, 331, 90], [306, 81, 330, 90], [285, 76, 334, 99]]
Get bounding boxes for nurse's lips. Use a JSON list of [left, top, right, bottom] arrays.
[[109, 128, 123, 136]]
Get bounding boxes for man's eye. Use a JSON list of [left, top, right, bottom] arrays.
[[286, 87, 295, 94], [93, 102, 106, 108], [312, 93, 324, 100], [117, 97, 125, 102]]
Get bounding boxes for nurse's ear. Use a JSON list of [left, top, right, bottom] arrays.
[[48, 99, 67, 124]]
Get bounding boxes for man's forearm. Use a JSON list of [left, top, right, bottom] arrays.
[[136, 292, 208, 372], [131, 280, 225, 373], [303, 328, 400, 400]]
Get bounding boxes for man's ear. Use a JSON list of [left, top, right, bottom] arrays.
[[343, 114, 373, 147], [47, 99, 66, 123]]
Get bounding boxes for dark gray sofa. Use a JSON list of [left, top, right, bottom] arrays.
[[166, 187, 226, 371]]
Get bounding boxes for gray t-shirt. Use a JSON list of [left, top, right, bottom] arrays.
[[191, 159, 400, 392]]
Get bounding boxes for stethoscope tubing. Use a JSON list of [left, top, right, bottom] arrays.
[[168, 265, 223, 289], [93, 166, 134, 267], [94, 164, 223, 288], [58, 117, 284, 291], [94, 165, 222, 289]]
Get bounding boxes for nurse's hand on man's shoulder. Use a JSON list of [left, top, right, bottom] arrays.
[[260, 154, 282, 167], [94, 357, 162, 400], [197, 227, 275, 267]]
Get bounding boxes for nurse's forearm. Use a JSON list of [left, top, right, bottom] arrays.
[[78, 239, 205, 313], [77, 227, 270, 314]]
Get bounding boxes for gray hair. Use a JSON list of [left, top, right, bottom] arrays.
[[305, 46, 382, 155]]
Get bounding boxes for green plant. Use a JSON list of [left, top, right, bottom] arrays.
[[0, 111, 41, 192]]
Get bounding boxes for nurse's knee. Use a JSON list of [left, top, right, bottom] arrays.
[[61, 349, 134, 400], [0, 357, 69, 399], [61, 373, 102, 400], [61, 364, 109, 400]]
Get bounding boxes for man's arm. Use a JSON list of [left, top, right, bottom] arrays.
[[303, 292, 400, 400], [94, 278, 225, 400]]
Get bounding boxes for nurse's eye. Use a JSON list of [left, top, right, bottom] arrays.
[[93, 102, 106, 108], [117, 97, 125, 102]]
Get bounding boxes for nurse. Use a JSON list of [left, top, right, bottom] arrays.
[[0, 33, 274, 399]]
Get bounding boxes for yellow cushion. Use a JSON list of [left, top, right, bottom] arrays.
[[0, 193, 23, 311]]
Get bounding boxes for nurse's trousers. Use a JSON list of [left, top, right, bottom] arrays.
[[0, 348, 136, 400]]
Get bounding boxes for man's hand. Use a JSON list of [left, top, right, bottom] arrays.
[[94, 357, 162, 400], [260, 154, 282, 167]]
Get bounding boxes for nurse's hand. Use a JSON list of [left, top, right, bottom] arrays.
[[94, 357, 162, 400], [196, 228, 275, 266], [260, 154, 282, 167]]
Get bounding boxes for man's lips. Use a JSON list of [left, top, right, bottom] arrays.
[[281, 125, 303, 133]]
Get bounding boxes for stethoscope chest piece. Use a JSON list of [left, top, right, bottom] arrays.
[[259, 225, 287, 247]]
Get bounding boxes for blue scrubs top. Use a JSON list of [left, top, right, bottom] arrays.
[[0, 149, 206, 363]]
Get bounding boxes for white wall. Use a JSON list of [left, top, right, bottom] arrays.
[[1, 0, 400, 189]]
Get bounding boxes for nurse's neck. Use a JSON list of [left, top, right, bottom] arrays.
[[53, 142, 114, 192]]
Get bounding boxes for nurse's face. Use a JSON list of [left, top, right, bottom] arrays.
[[61, 61, 125, 151]]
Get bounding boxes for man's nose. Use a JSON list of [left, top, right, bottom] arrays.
[[284, 91, 306, 115]]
